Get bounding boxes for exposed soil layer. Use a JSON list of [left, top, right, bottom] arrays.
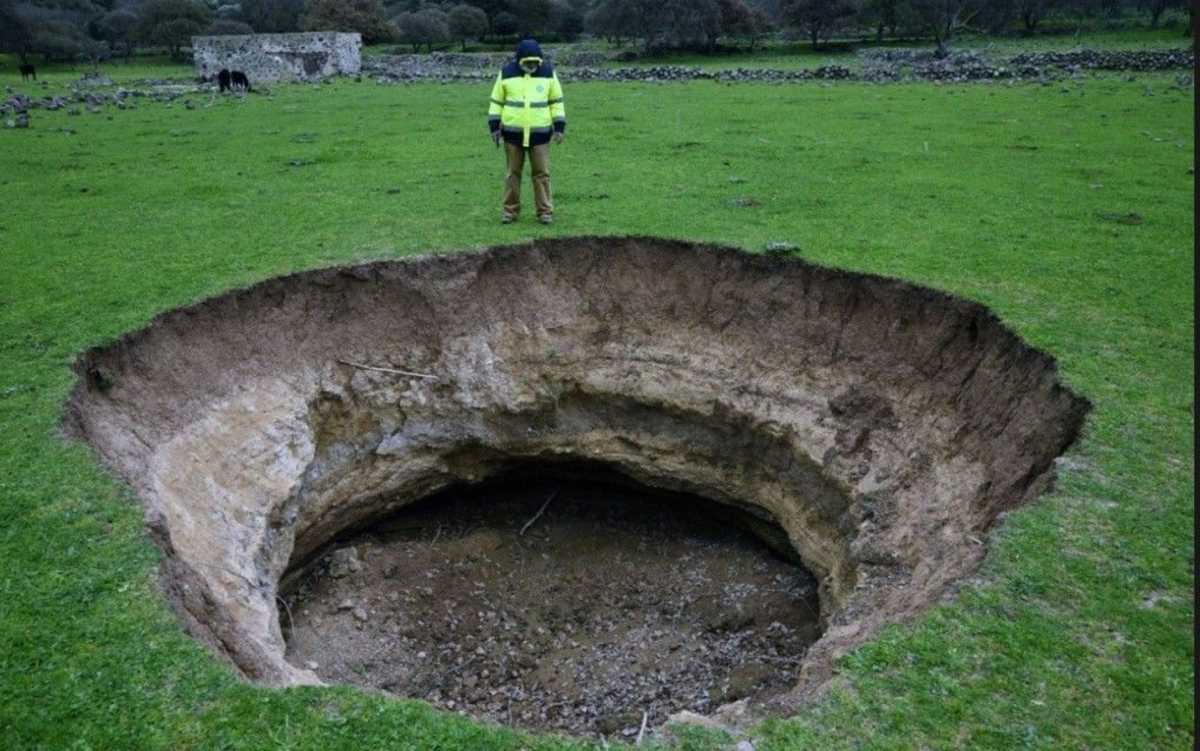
[[282, 467, 821, 736], [64, 236, 1090, 727]]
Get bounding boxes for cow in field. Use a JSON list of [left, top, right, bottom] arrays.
[[230, 70, 251, 92]]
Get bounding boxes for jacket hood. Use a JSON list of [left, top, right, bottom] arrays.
[[515, 38, 543, 61]]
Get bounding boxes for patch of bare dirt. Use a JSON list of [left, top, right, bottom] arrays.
[[282, 469, 820, 736]]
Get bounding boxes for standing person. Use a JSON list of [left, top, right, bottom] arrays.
[[487, 38, 566, 225]]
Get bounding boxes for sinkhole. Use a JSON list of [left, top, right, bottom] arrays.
[[64, 236, 1089, 732]]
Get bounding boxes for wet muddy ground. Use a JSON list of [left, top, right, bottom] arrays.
[[281, 472, 822, 737]]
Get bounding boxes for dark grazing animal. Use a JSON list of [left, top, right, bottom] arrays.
[[217, 68, 231, 93], [230, 70, 251, 92], [19, 64, 35, 81]]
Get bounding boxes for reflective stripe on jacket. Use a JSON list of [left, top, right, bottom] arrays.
[[487, 59, 566, 148]]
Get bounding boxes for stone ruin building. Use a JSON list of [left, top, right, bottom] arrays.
[[192, 32, 362, 84]]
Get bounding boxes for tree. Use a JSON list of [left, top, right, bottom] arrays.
[[510, 0, 550, 34], [585, 0, 639, 44], [550, 0, 583, 40], [32, 18, 109, 63], [3, 0, 112, 63], [905, 0, 981, 56], [861, 0, 900, 41], [464, 0, 508, 23], [301, 0, 394, 44], [0, 0, 35, 62], [92, 7, 139, 59], [447, 3, 487, 49], [659, 0, 722, 49], [136, 0, 213, 58], [585, 0, 721, 53], [784, 0, 856, 48], [207, 18, 255, 34], [240, 0, 305, 32], [393, 7, 449, 51], [1140, 0, 1183, 28], [719, 0, 772, 49], [491, 9, 518, 35]]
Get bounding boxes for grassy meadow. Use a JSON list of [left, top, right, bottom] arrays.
[[0, 44, 1193, 751]]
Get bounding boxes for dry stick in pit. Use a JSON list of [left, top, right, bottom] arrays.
[[276, 595, 296, 630], [635, 711, 648, 746], [336, 359, 437, 379], [519, 489, 559, 536]]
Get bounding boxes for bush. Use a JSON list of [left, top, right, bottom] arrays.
[[492, 10, 519, 36], [0, 0, 35, 62], [393, 7, 450, 52], [302, 0, 394, 44], [550, 0, 584, 40], [93, 9, 140, 60], [207, 19, 256, 35], [447, 4, 488, 50], [32, 20, 108, 64], [240, 0, 305, 33], [137, 0, 214, 59]]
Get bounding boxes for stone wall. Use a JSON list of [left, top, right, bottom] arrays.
[[192, 32, 362, 83]]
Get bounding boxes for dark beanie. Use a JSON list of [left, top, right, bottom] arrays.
[[516, 38, 543, 59]]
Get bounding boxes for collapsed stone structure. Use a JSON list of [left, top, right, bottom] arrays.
[[192, 32, 362, 83], [362, 46, 1193, 85]]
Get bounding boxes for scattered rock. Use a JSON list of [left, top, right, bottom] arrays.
[[1009, 48, 1192, 72], [597, 711, 642, 735], [449, 530, 504, 559], [365, 47, 1191, 87], [1096, 211, 1144, 225], [764, 241, 798, 255], [77, 72, 114, 86], [723, 663, 775, 701], [328, 546, 362, 577], [667, 709, 727, 732], [284, 481, 821, 737]]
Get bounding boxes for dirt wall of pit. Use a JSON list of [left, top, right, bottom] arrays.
[[63, 237, 1089, 714]]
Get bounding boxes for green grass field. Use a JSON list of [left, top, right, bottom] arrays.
[[0, 48, 1193, 750]]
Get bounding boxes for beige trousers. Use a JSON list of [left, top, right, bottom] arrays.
[[503, 142, 552, 218]]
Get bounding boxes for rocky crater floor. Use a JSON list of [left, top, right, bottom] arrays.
[[65, 236, 1089, 732], [282, 470, 821, 737]]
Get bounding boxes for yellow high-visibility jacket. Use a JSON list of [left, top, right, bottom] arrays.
[[487, 58, 566, 148]]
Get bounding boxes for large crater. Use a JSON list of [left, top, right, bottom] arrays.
[[64, 237, 1089, 726]]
